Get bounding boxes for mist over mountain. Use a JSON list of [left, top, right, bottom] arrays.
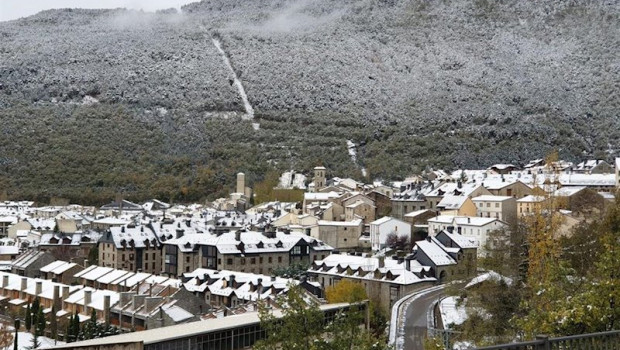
[[0, 0, 618, 203]]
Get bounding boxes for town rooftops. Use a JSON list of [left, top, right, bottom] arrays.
[[414, 237, 457, 266], [517, 195, 546, 203], [40, 261, 79, 275], [436, 195, 469, 210], [46, 303, 351, 349], [472, 195, 514, 202]]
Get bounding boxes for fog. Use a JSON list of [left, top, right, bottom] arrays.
[[0, 0, 200, 22]]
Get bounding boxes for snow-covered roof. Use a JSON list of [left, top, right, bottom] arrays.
[[304, 191, 341, 201], [40, 261, 78, 275], [414, 238, 457, 266], [437, 195, 469, 210], [472, 195, 513, 202], [517, 195, 546, 203]]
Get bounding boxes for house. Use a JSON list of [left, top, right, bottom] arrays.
[[427, 215, 506, 255], [11, 250, 56, 278], [182, 269, 322, 309], [0, 245, 19, 261], [38, 230, 101, 263], [307, 252, 436, 311], [369, 216, 412, 252], [574, 160, 613, 174], [315, 219, 363, 250], [55, 211, 87, 233], [344, 200, 375, 223], [553, 187, 606, 214], [40, 260, 83, 284], [100, 200, 144, 215], [472, 195, 517, 223], [366, 190, 392, 218], [481, 179, 532, 199], [517, 195, 546, 216], [98, 223, 162, 274], [488, 164, 517, 174], [0, 216, 18, 237], [436, 195, 477, 217], [425, 182, 491, 210], [111, 281, 203, 331], [412, 234, 476, 283], [159, 227, 333, 278], [391, 181, 436, 220]]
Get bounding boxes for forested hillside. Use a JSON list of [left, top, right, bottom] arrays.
[[0, 0, 618, 204]]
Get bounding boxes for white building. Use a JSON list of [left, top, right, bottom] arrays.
[[369, 216, 411, 252], [427, 215, 506, 255], [472, 195, 517, 223]]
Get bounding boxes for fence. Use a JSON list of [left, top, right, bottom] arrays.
[[474, 330, 620, 350]]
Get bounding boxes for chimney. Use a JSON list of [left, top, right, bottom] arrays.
[[457, 180, 462, 189], [20, 278, 27, 292], [149, 283, 153, 297], [2, 275, 8, 290], [103, 295, 111, 326], [405, 258, 411, 271], [53, 285, 61, 310], [62, 286, 70, 299], [144, 297, 163, 313], [378, 256, 385, 269], [447, 226, 455, 234], [35, 281, 42, 296], [467, 217, 471, 224], [84, 290, 92, 313], [120, 292, 135, 306], [229, 275, 236, 289], [132, 294, 146, 310], [271, 275, 276, 282], [235, 231, 241, 241]]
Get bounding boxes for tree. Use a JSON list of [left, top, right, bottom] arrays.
[[256, 283, 390, 350], [254, 284, 324, 350], [35, 307, 45, 338], [25, 303, 32, 332], [50, 305, 58, 343], [326, 279, 368, 304], [385, 232, 410, 252], [87, 246, 99, 266]]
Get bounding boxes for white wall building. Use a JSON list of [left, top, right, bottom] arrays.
[[369, 216, 412, 252], [427, 215, 506, 256]]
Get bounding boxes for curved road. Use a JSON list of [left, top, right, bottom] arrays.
[[402, 287, 445, 350]]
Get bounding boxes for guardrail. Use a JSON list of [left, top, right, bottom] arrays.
[[473, 330, 620, 350]]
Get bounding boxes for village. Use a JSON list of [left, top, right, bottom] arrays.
[[0, 157, 617, 349]]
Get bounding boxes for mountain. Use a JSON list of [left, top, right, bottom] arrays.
[[0, 0, 618, 203]]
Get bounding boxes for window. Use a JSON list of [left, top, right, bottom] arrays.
[[250, 257, 256, 264], [152, 253, 156, 260], [152, 262, 156, 270], [240, 258, 246, 265], [292, 246, 301, 255], [227, 258, 233, 265], [268, 257, 272, 263], [495, 203, 500, 208], [278, 256, 282, 263], [186, 256, 190, 263], [259, 257, 263, 263], [486, 203, 490, 207], [122, 254, 125, 261]]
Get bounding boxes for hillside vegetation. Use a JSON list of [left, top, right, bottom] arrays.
[[0, 0, 618, 204]]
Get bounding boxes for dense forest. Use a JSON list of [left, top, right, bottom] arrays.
[[0, 0, 618, 204]]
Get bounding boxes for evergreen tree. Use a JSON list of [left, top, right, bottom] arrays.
[[50, 305, 58, 343], [25, 303, 32, 332], [35, 307, 45, 337]]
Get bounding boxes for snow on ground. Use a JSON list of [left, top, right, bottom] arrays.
[[465, 271, 513, 289], [14, 331, 65, 350], [346, 140, 367, 177], [440, 296, 468, 327]]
